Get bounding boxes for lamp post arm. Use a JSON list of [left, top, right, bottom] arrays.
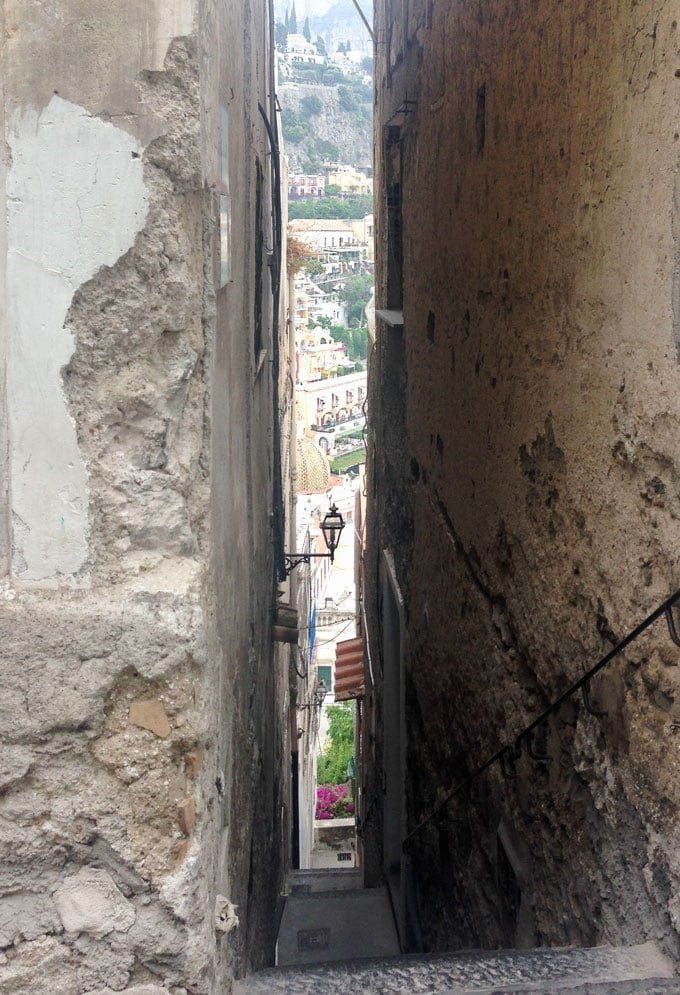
[[283, 551, 332, 575]]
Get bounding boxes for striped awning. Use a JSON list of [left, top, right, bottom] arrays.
[[334, 636, 365, 701]]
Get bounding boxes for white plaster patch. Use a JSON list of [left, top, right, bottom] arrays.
[[54, 867, 136, 938], [7, 96, 148, 580], [143, 0, 195, 70]]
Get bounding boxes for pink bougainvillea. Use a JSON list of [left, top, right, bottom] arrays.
[[315, 782, 355, 820]]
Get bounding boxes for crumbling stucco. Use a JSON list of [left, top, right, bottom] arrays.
[[7, 95, 148, 579], [1, 0, 287, 992]]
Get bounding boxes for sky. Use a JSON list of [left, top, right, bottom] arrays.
[[275, 0, 373, 21]]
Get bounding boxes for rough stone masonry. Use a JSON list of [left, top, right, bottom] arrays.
[[369, 0, 680, 964]]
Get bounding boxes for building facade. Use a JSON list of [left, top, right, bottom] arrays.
[[368, 0, 680, 961], [0, 2, 292, 992], [298, 371, 367, 460]]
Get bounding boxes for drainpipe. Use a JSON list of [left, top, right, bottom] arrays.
[[261, 1, 285, 583]]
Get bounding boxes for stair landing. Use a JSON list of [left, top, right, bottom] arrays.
[[275, 885, 400, 967]]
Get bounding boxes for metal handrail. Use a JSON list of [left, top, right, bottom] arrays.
[[402, 588, 680, 853]]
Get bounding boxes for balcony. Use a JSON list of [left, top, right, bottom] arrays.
[[310, 413, 365, 433]]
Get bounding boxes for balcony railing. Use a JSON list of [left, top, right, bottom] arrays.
[[310, 413, 365, 432]]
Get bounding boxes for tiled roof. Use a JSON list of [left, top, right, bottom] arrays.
[[289, 219, 355, 233]]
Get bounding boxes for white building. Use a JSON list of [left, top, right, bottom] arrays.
[[285, 33, 322, 64], [297, 371, 367, 458]]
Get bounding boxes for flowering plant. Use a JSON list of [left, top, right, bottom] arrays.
[[315, 782, 355, 820]]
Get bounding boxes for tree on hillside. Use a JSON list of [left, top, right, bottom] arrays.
[[287, 235, 312, 276], [337, 273, 374, 326], [315, 35, 327, 56], [287, 196, 374, 220], [338, 85, 357, 113], [330, 324, 368, 362], [275, 21, 288, 49], [301, 94, 322, 117], [302, 15, 311, 41], [289, 1, 298, 34]]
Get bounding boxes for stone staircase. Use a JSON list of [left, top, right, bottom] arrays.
[[234, 870, 677, 994], [235, 941, 678, 993]]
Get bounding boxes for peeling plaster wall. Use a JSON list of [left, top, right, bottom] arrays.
[[0, 1, 287, 992], [0, 0, 9, 575], [7, 96, 148, 578], [370, 0, 680, 961]]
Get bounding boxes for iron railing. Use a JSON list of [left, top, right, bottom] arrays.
[[402, 588, 680, 853]]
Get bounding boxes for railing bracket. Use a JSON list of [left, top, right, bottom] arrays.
[[582, 678, 608, 717], [526, 728, 551, 762], [500, 747, 517, 779], [665, 605, 680, 647]]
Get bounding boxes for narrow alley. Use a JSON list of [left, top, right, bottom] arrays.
[[0, 1, 679, 994]]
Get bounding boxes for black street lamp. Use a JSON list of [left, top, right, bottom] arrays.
[[298, 680, 328, 711], [284, 503, 345, 575]]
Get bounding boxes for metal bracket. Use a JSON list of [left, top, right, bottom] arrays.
[[666, 605, 680, 647], [582, 679, 608, 717], [499, 747, 517, 779], [283, 551, 331, 575], [526, 729, 551, 762]]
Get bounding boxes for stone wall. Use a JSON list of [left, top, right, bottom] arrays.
[[0, 2, 289, 992], [369, 0, 680, 960]]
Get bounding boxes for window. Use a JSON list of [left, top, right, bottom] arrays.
[[385, 127, 403, 308], [253, 157, 264, 360], [218, 106, 231, 287], [317, 665, 332, 689]]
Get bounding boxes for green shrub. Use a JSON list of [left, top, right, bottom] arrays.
[[301, 94, 323, 117], [317, 704, 354, 785], [338, 85, 357, 113]]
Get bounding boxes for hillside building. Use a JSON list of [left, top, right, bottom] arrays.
[[289, 173, 327, 199], [297, 371, 367, 461], [289, 217, 371, 275], [326, 164, 373, 196], [285, 33, 322, 65]]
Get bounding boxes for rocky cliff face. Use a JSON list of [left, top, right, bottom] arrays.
[[279, 82, 372, 172]]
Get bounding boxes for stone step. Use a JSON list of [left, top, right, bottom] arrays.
[[234, 941, 676, 994], [286, 867, 364, 894], [274, 885, 400, 967]]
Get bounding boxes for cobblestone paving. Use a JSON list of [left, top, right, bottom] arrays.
[[235, 945, 678, 994]]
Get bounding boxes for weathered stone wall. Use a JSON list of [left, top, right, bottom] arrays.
[[0, 2, 288, 992], [370, 0, 680, 960]]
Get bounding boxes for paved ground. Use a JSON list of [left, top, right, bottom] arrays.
[[235, 941, 677, 994], [276, 886, 400, 966]]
